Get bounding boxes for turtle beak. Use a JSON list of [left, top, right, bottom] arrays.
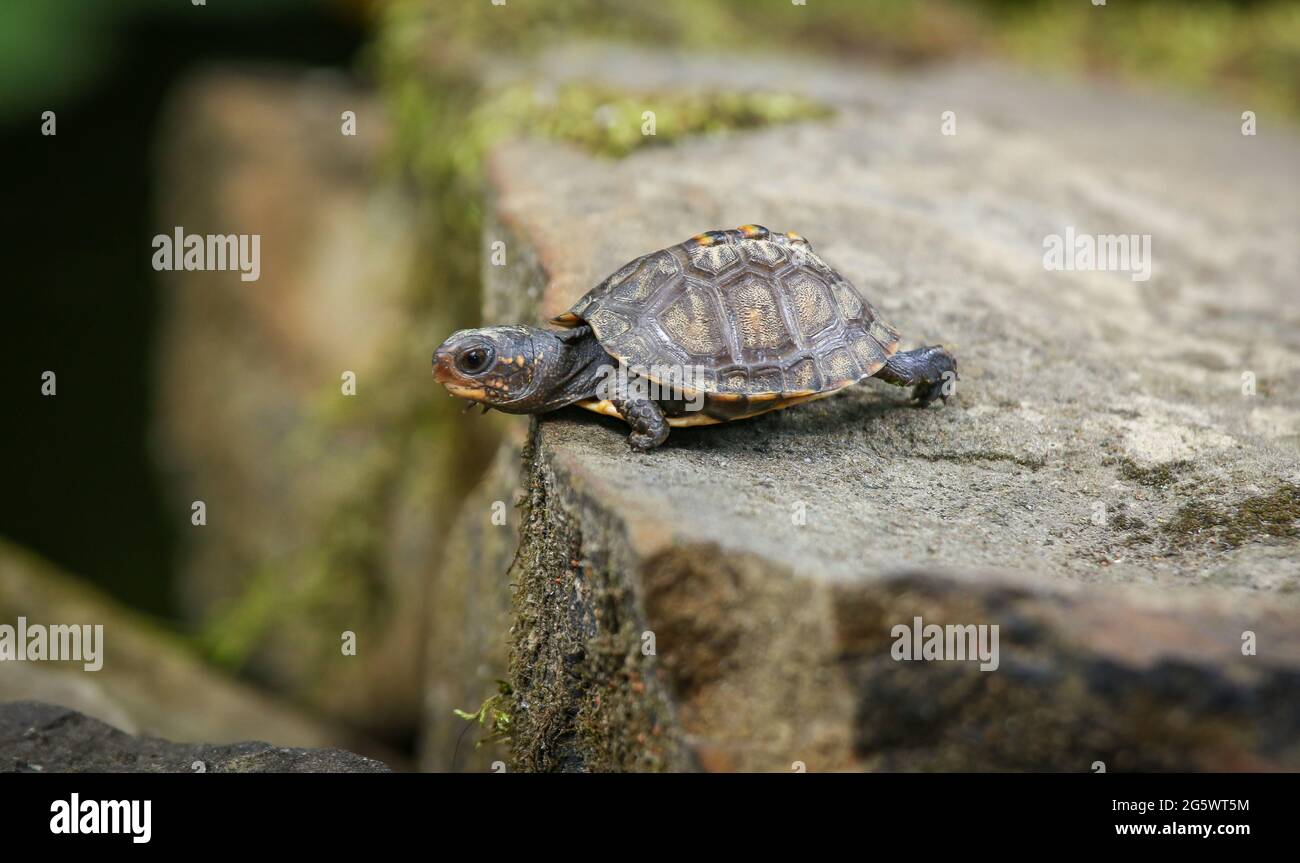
[[432, 349, 455, 384]]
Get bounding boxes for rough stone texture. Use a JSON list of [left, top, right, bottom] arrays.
[[0, 541, 396, 761], [461, 46, 1300, 771], [418, 434, 522, 771], [152, 68, 494, 740], [0, 702, 389, 773], [417, 214, 572, 771]]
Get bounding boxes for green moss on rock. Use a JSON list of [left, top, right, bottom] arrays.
[[1118, 458, 1192, 489], [1110, 511, 1148, 532], [506, 433, 689, 772], [471, 83, 833, 158], [1163, 483, 1300, 549]]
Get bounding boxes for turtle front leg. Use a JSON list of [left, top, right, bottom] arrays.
[[875, 345, 959, 406], [610, 386, 670, 451]]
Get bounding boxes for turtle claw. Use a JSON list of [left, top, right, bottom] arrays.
[[627, 433, 658, 452], [912, 380, 948, 407]]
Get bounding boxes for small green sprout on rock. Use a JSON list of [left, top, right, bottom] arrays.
[[454, 679, 513, 748]]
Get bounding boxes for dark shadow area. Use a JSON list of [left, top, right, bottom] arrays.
[[0, 5, 365, 617]]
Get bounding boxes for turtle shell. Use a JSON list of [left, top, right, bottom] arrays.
[[554, 226, 900, 422]]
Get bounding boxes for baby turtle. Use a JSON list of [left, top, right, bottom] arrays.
[[433, 225, 957, 451]]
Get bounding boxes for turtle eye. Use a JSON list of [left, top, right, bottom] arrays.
[[457, 345, 494, 375]]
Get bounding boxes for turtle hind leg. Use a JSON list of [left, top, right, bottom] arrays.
[[874, 345, 958, 407]]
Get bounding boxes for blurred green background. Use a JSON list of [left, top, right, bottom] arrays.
[[5, 1, 1297, 121]]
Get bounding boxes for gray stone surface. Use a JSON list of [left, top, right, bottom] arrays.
[[0, 702, 389, 773], [458, 46, 1300, 771]]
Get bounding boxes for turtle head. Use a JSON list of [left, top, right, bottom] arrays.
[[433, 325, 594, 414]]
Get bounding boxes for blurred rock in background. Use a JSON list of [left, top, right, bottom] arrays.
[[0, 540, 372, 754], [151, 67, 495, 744]]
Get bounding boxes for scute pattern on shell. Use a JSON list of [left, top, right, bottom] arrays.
[[565, 229, 901, 398]]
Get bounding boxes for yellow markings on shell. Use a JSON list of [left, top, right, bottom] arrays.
[[692, 233, 716, 246], [666, 413, 724, 427], [753, 389, 842, 414], [575, 398, 724, 427], [744, 388, 815, 402], [662, 390, 839, 426], [576, 399, 623, 419], [739, 224, 763, 238], [574, 386, 847, 430]]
